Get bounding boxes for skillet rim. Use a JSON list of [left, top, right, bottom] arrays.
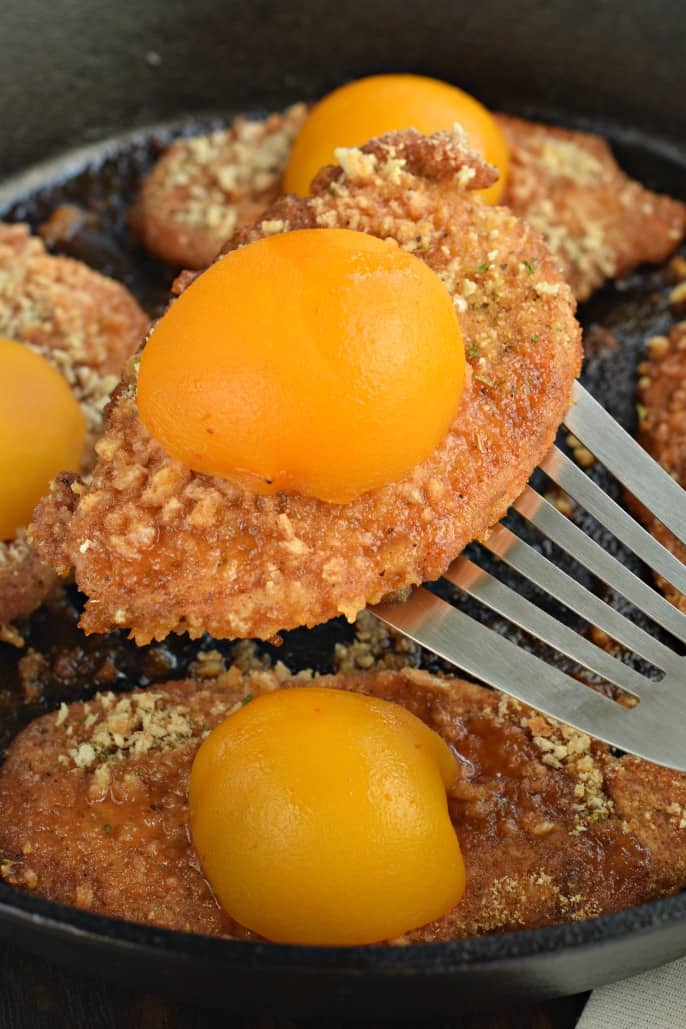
[[2, 857, 686, 971]]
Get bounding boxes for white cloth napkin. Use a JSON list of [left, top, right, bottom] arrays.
[[577, 956, 686, 1028]]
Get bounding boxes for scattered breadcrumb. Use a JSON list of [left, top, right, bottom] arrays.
[[333, 609, 421, 672]]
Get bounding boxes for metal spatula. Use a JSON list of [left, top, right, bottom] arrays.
[[372, 382, 686, 771]]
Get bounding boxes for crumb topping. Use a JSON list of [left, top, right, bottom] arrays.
[[496, 114, 686, 301], [537, 137, 608, 188], [0, 222, 147, 447], [333, 609, 421, 673], [0, 530, 32, 569], [2, 669, 683, 942], [60, 691, 195, 769], [523, 715, 613, 831], [32, 127, 581, 643], [132, 105, 306, 268]]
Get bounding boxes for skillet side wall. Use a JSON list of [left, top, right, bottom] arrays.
[[2, 890, 686, 1015], [1, 0, 685, 179]]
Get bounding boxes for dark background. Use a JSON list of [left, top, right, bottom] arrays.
[[0, 939, 588, 1029], [2, 0, 685, 182]]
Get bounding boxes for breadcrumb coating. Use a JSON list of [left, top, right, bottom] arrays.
[[0, 223, 148, 425], [32, 130, 581, 642], [634, 318, 686, 610], [130, 105, 307, 268], [0, 222, 148, 625], [1, 668, 685, 941], [131, 105, 686, 300], [32, 129, 581, 643], [496, 114, 686, 301]]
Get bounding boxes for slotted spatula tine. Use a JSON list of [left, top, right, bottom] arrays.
[[370, 382, 686, 771], [372, 588, 686, 770], [565, 381, 686, 546], [539, 445, 686, 597]]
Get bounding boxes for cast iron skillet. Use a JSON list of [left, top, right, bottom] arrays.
[[1, 0, 686, 1016]]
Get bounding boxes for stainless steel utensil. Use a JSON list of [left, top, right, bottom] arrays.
[[373, 381, 686, 770]]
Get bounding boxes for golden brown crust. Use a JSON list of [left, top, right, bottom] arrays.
[[0, 531, 58, 627], [0, 222, 148, 624], [496, 114, 686, 302], [130, 105, 307, 269], [0, 221, 148, 456], [0, 223, 148, 384], [32, 130, 581, 643], [317, 126, 500, 191], [131, 106, 686, 299], [634, 320, 686, 610], [1, 668, 684, 940]]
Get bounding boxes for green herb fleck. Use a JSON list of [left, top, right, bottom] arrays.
[[240, 693, 255, 707], [475, 374, 496, 389], [474, 261, 490, 274], [467, 343, 480, 359], [636, 403, 648, 421], [530, 333, 539, 343], [522, 259, 536, 275], [103, 824, 112, 835]]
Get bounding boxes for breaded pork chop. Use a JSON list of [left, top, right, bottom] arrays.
[[2, 667, 685, 940], [634, 320, 686, 611], [0, 533, 58, 629], [131, 106, 686, 300], [32, 130, 582, 643], [496, 115, 686, 302], [0, 222, 148, 626], [0, 223, 148, 413], [130, 105, 306, 269]]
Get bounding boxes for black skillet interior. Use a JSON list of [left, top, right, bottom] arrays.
[[1, 0, 686, 1016]]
